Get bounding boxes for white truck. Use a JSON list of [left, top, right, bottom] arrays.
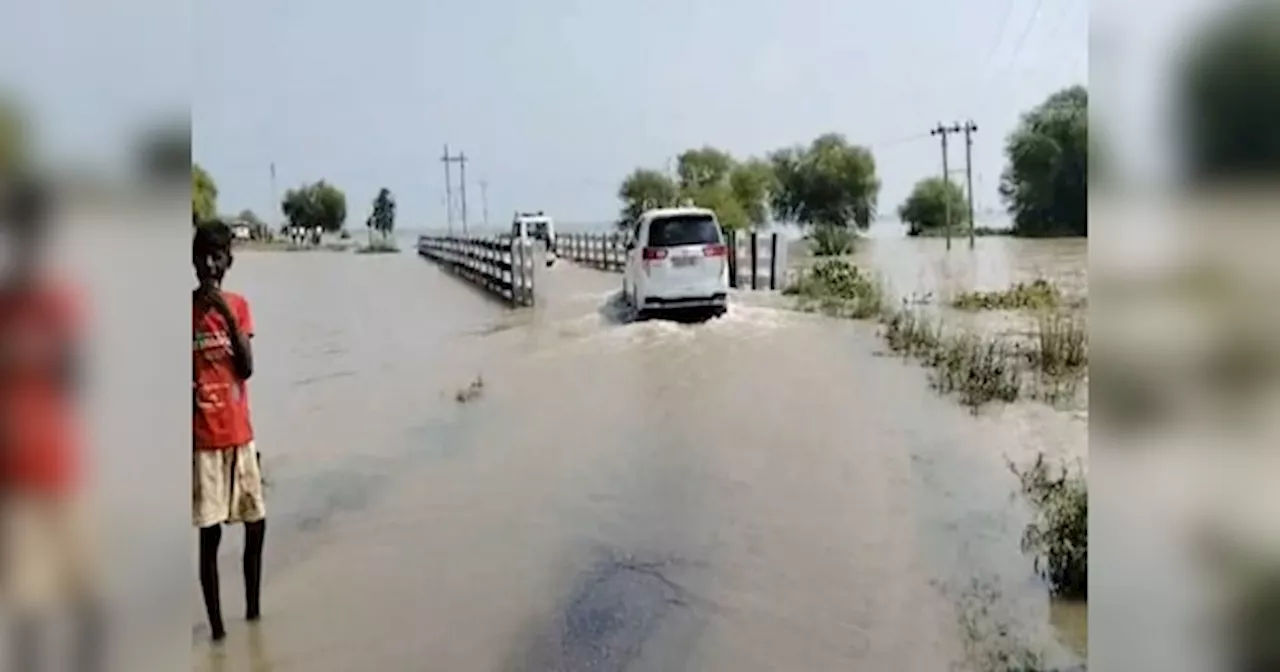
[[511, 211, 557, 267]]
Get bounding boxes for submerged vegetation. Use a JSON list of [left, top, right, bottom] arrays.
[[784, 259, 886, 319], [879, 308, 1088, 410], [356, 240, 401, 254], [786, 260, 1088, 411], [952, 279, 1062, 311], [1009, 455, 1088, 601]]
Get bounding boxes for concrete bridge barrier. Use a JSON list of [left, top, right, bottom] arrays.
[[417, 234, 537, 306]]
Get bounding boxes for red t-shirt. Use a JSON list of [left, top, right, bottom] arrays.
[[0, 280, 83, 495], [193, 291, 254, 450]]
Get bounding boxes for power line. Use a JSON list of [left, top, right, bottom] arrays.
[[977, 0, 1018, 81], [869, 131, 933, 150], [970, 0, 1064, 122], [1003, 0, 1049, 80]]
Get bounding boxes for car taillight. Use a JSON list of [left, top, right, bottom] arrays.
[[642, 247, 668, 260], [703, 244, 727, 257]]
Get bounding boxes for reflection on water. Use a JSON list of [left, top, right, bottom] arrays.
[[191, 240, 1086, 671]]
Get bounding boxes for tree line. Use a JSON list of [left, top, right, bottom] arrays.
[[190, 167, 397, 241], [617, 86, 1090, 247], [617, 135, 879, 254]]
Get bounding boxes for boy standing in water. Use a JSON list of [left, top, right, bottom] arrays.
[[1, 177, 103, 671], [192, 221, 266, 641]]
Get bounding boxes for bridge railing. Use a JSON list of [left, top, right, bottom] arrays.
[[727, 231, 788, 291], [556, 232, 627, 272], [555, 230, 788, 291], [417, 234, 536, 306]]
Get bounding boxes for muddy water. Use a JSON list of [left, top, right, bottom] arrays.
[[192, 242, 1086, 671]]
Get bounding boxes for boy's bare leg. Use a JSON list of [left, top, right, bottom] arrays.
[[244, 519, 265, 621], [198, 524, 225, 640]]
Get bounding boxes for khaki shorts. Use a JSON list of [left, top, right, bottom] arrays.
[[0, 493, 98, 610], [192, 442, 266, 528]]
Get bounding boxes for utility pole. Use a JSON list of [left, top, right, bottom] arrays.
[[269, 162, 277, 228], [930, 123, 962, 250], [480, 178, 489, 228], [961, 120, 979, 249], [458, 152, 468, 235], [441, 146, 469, 235], [441, 144, 453, 235]]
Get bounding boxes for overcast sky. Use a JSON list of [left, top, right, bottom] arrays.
[[2, 0, 1088, 229]]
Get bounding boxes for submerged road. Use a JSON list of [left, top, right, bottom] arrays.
[[191, 248, 1085, 671]]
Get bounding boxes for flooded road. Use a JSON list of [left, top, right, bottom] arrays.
[[192, 238, 1086, 671]]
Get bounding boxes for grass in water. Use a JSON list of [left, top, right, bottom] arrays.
[[356, 240, 401, 254], [1008, 454, 1088, 600], [955, 578, 1054, 672], [881, 310, 942, 356], [928, 333, 1023, 407], [953, 279, 1062, 311], [881, 312, 1021, 409], [787, 263, 1088, 411], [1030, 313, 1087, 375]]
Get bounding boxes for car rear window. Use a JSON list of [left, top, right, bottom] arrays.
[[646, 215, 721, 247]]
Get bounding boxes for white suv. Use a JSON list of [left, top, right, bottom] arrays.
[[622, 207, 729, 319]]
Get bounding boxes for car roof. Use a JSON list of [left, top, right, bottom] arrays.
[[640, 206, 716, 221], [514, 213, 553, 223]]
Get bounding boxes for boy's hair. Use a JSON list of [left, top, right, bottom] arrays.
[[193, 220, 233, 260], [2, 176, 50, 234]]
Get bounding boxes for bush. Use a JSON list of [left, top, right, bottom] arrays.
[[1009, 454, 1088, 600], [807, 224, 855, 256], [785, 259, 886, 318]]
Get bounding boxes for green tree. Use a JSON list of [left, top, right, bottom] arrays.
[[898, 177, 969, 236], [0, 98, 29, 175], [1176, 2, 1280, 183], [192, 163, 218, 225], [998, 86, 1088, 237], [728, 158, 776, 228], [369, 188, 396, 240], [683, 182, 749, 231], [769, 133, 880, 231], [281, 180, 347, 232], [618, 168, 679, 226], [237, 209, 263, 226], [676, 147, 734, 191]]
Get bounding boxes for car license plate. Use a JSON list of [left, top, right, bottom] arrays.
[[672, 256, 698, 267]]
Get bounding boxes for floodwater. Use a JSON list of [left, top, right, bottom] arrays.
[[192, 236, 1087, 671]]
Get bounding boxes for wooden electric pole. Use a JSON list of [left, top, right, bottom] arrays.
[[480, 178, 489, 228], [458, 152, 468, 235], [441, 144, 453, 235], [931, 122, 962, 250], [961, 121, 978, 249], [441, 146, 469, 235]]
